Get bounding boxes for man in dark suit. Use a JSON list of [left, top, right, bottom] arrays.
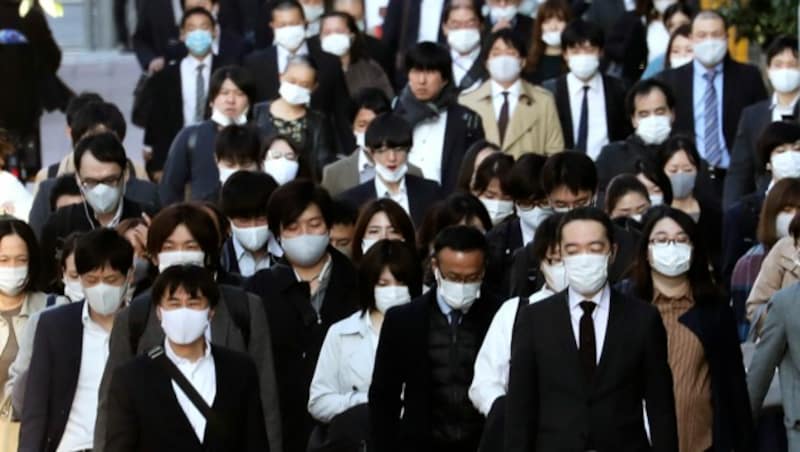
[[340, 113, 442, 226], [394, 42, 485, 193], [505, 207, 678, 451], [20, 229, 134, 452], [105, 265, 269, 451], [370, 225, 500, 452], [723, 35, 800, 210], [657, 11, 767, 197], [542, 20, 630, 160]]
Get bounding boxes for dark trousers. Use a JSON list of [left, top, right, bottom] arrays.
[[113, 0, 130, 46], [307, 404, 369, 452], [477, 395, 505, 452]]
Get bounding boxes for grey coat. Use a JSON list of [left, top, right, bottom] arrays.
[[321, 150, 423, 197]]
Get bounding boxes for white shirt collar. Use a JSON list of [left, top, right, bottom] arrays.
[[357, 148, 374, 172], [293, 253, 332, 283], [165, 338, 213, 366], [183, 52, 213, 70], [232, 233, 283, 260], [567, 71, 601, 96], [451, 46, 480, 65], [277, 42, 310, 72], [490, 78, 522, 99], [568, 283, 610, 312], [771, 92, 800, 112], [374, 173, 407, 197]]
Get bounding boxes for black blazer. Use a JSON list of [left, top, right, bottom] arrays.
[[132, 0, 181, 70], [656, 57, 768, 155], [338, 175, 442, 226], [605, 12, 648, 84], [105, 344, 268, 451], [595, 134, 661, 193], [19, 302, 85, 452], [543, 74, 631, 150], [244, 248, 359, 452], [485, 217, 523, 298], [505, 289, 678, 451], [369, 289, 500, 452]]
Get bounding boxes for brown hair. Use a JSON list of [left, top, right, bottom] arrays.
[[146, 204, 221, 270], [757, 178, 800, 250], [351, 199, 416, 263], [525, 0, 571, 72]]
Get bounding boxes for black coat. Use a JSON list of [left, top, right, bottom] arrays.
[[505, 289, 678, 451], [720, 191, 765, 288], [244, 248, 359, 452], [158, 120, 221, 206], [485, 217, 523, 299], [605, 12, 648, 84], [595, 134, 661, 193], [105, 345, 269, 451], [132, 0, 180, 70], [369, 289, 500, 452], [338, 175, 443, 227]]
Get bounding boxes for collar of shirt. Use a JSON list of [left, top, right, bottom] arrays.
[[374, 173, 407, 198], [567, 283, 610, 314], [357, 147, 374, 172], [232, 234, 271, 263], [519, 218, 535, 246], [183, 52, 213, 72], [81, 300, 111, 336], [165, 337, 213, 368], [567, 71, 601, 97], [490, 78, 522, 100], [692, 58, 723, 81], [293, 253, 332, 284], [435, 287, 473, 317], [87, 197, 125, 229], [277, 42, 309, 73], [451, 46, 480, 70], [771, 91, 800, 116]]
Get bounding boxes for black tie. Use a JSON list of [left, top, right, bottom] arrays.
[[449, 310, 462, 342], [579, 301, 597, 380], [498, 91, 510, 145], [575, 86, 589, 153]]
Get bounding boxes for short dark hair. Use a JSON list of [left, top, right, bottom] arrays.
[[634, 158, 673, 205], [351, 199, 416, 263], [663, 3, 695, 27], [75, 228, 134, 276], [221, 171, 278, 219], [758, 177, 800, 248], [658, 134, 701, 171], [70, 101, 127, 145], [405, 41, 454, 84], [435, 193, 492, 233], [442, 0, 482, 26], [472, 152, 515, 196], [766, 35, 799, 66], [692, 10, 727, 30], [267, 179, 333, 238], [531, 212, 564, 262], [541, 151, 597, 196], [557, 206, 615, 247], [433, 224, 488, 259], [321, 11, 369, 62], [147, 204, 221, 270], [262, 134, 316, 180], [484, 28, 527, 60], [456, 140, 501, 192], [358, 240, 422, 313], [329, 199, 358, 226], [65, 92, 103, 127], [152, 265, 220, 309], [508, 153, 547, 201], [49, 174, 81, 212], [73, 132, 127, 174], [365, 113, 413, 150], [214, 124, 263, 166], [625, 78, 675, 118], [757, 121, 800, 171], [351, 88, 391, 118], [58, 232, 83, 274], [561, 19, 604, 50], [604, 174, 650, 214], [271, 0, 304, 20], [181, 6, 216, 28], [208, 66, 257, 113], [0, 217, 41, 293]]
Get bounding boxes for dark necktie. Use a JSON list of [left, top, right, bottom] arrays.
[[575, 86, 590, 153], [195, 63, 206, 123], [498, 91, 510, 145], [579, 301, 597, 380], [449, 310, 462, 341]]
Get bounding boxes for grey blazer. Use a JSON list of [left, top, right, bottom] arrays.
[[747, 282, 800, 432], [93, 286, 283, 452], [321, 150, 423, 197]]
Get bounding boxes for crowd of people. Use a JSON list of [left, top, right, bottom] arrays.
[[0, 0, 798, 450]]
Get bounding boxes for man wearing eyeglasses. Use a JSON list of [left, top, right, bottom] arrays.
[[39, 132, 156, 288]]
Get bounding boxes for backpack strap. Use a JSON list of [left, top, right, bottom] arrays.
[[45, 293, 57, 307], [219, 285, 251, 347], [128, 297, 152, 354], [46, 163, 58, 178]]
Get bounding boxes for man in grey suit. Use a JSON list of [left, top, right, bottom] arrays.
[[747, 282, 800, 449]]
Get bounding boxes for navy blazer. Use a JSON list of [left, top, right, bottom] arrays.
[[720, 191, 765, 288], [338, 175, 442, 226], [20, 302, 85, 452]]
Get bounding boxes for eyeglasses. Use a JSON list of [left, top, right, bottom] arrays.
[[79, 174, 123, 190], [649, 237, 691, 246], [516, 198, 550, 211]]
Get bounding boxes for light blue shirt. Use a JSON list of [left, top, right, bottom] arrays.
[[435, 289, 454, 319], [692, 59, 728, 168]]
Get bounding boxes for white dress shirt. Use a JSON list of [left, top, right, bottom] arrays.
[[277, 41, 310, 74], [408, 111, 448, 184], [469, 287, 554, 416], [566, 72, 609, 160], [233, 235, 283, 277], [180, 54, 213, 127], [165, 340, 217, 443], [452, 47, 481, 88], [57, 302, 110, 452], [519, 217, 535, 246], [772, 92, 800, 122], [491, 79, 522, 121], [308, 311, 378, 422], [417, 0, 445, 42], [646, 20, 669, 62], [374, 175, 410, 216], [567, 284, 610, 363], [357, 148, 376, 183]]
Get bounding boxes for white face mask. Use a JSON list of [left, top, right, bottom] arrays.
[[541, 31, 562, 47], [321, 33, 352, 56], [541, 260, 567, 292], [374, 285, 411, 314], [435, 269, 481, 311], [302, 3, 325, 22], [693, 38, 727, 67], [769, 68, 800, 94], [361, 238, 378, 254], [563, 253, 609, 296], [488, 55, 522, 84], [668, 171, 696, 199], [354, 131, 366, 149], [273, 24, 306, 51], [84, 282, 127, 315], [218, 166, 238, 185], [232, 224, 271, 252], [375, 163, 408, 183], [490, 5, 518, 22], [517, 205, 552, 231], [160, 307, 210, 345], [567, 54, 600, 80], [263, 157, 300, 185], [653, 0, 676, 13], [480, 198, 514, 226], [82, 183, 122, 215], [157, 251, 206, 273], [776, 211, 795, 239], [631, 213, 643, 223], [210, 108, 248, 127], [771, 150, 800, 181], [636, 114, 672, 145], [279, 81, 312, 106], [447, 28, 481, 54], [649, 193, 664, 206], [281, 233, 329, 267], [670, 55, 693, 68], [63, 276, 84, 302], [0, 266, 27, 296], [649, 242, 692, 277]]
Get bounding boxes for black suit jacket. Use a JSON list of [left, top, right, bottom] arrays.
[[543, 74, 631, 150], [369, 289, 500, 452], [605, 12, 647, 84], [505, 289, 678, 451], [132, 0, 181, 70], [338, 175, 442, 226], [595, 134, 661, 193], [656, 57, 768, 156], [485, 217, 523, 298], [19, 302, 85, 452], [105, 344, 268, 451]]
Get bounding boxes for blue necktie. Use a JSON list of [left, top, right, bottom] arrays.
[[576, 86, 589, 153], [702, 70, 722, 167]]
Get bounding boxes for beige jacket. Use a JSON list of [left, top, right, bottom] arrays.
[[0, 292, 52, 361], [459, 79, 564, 158], [746, 236, 800, 327]]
